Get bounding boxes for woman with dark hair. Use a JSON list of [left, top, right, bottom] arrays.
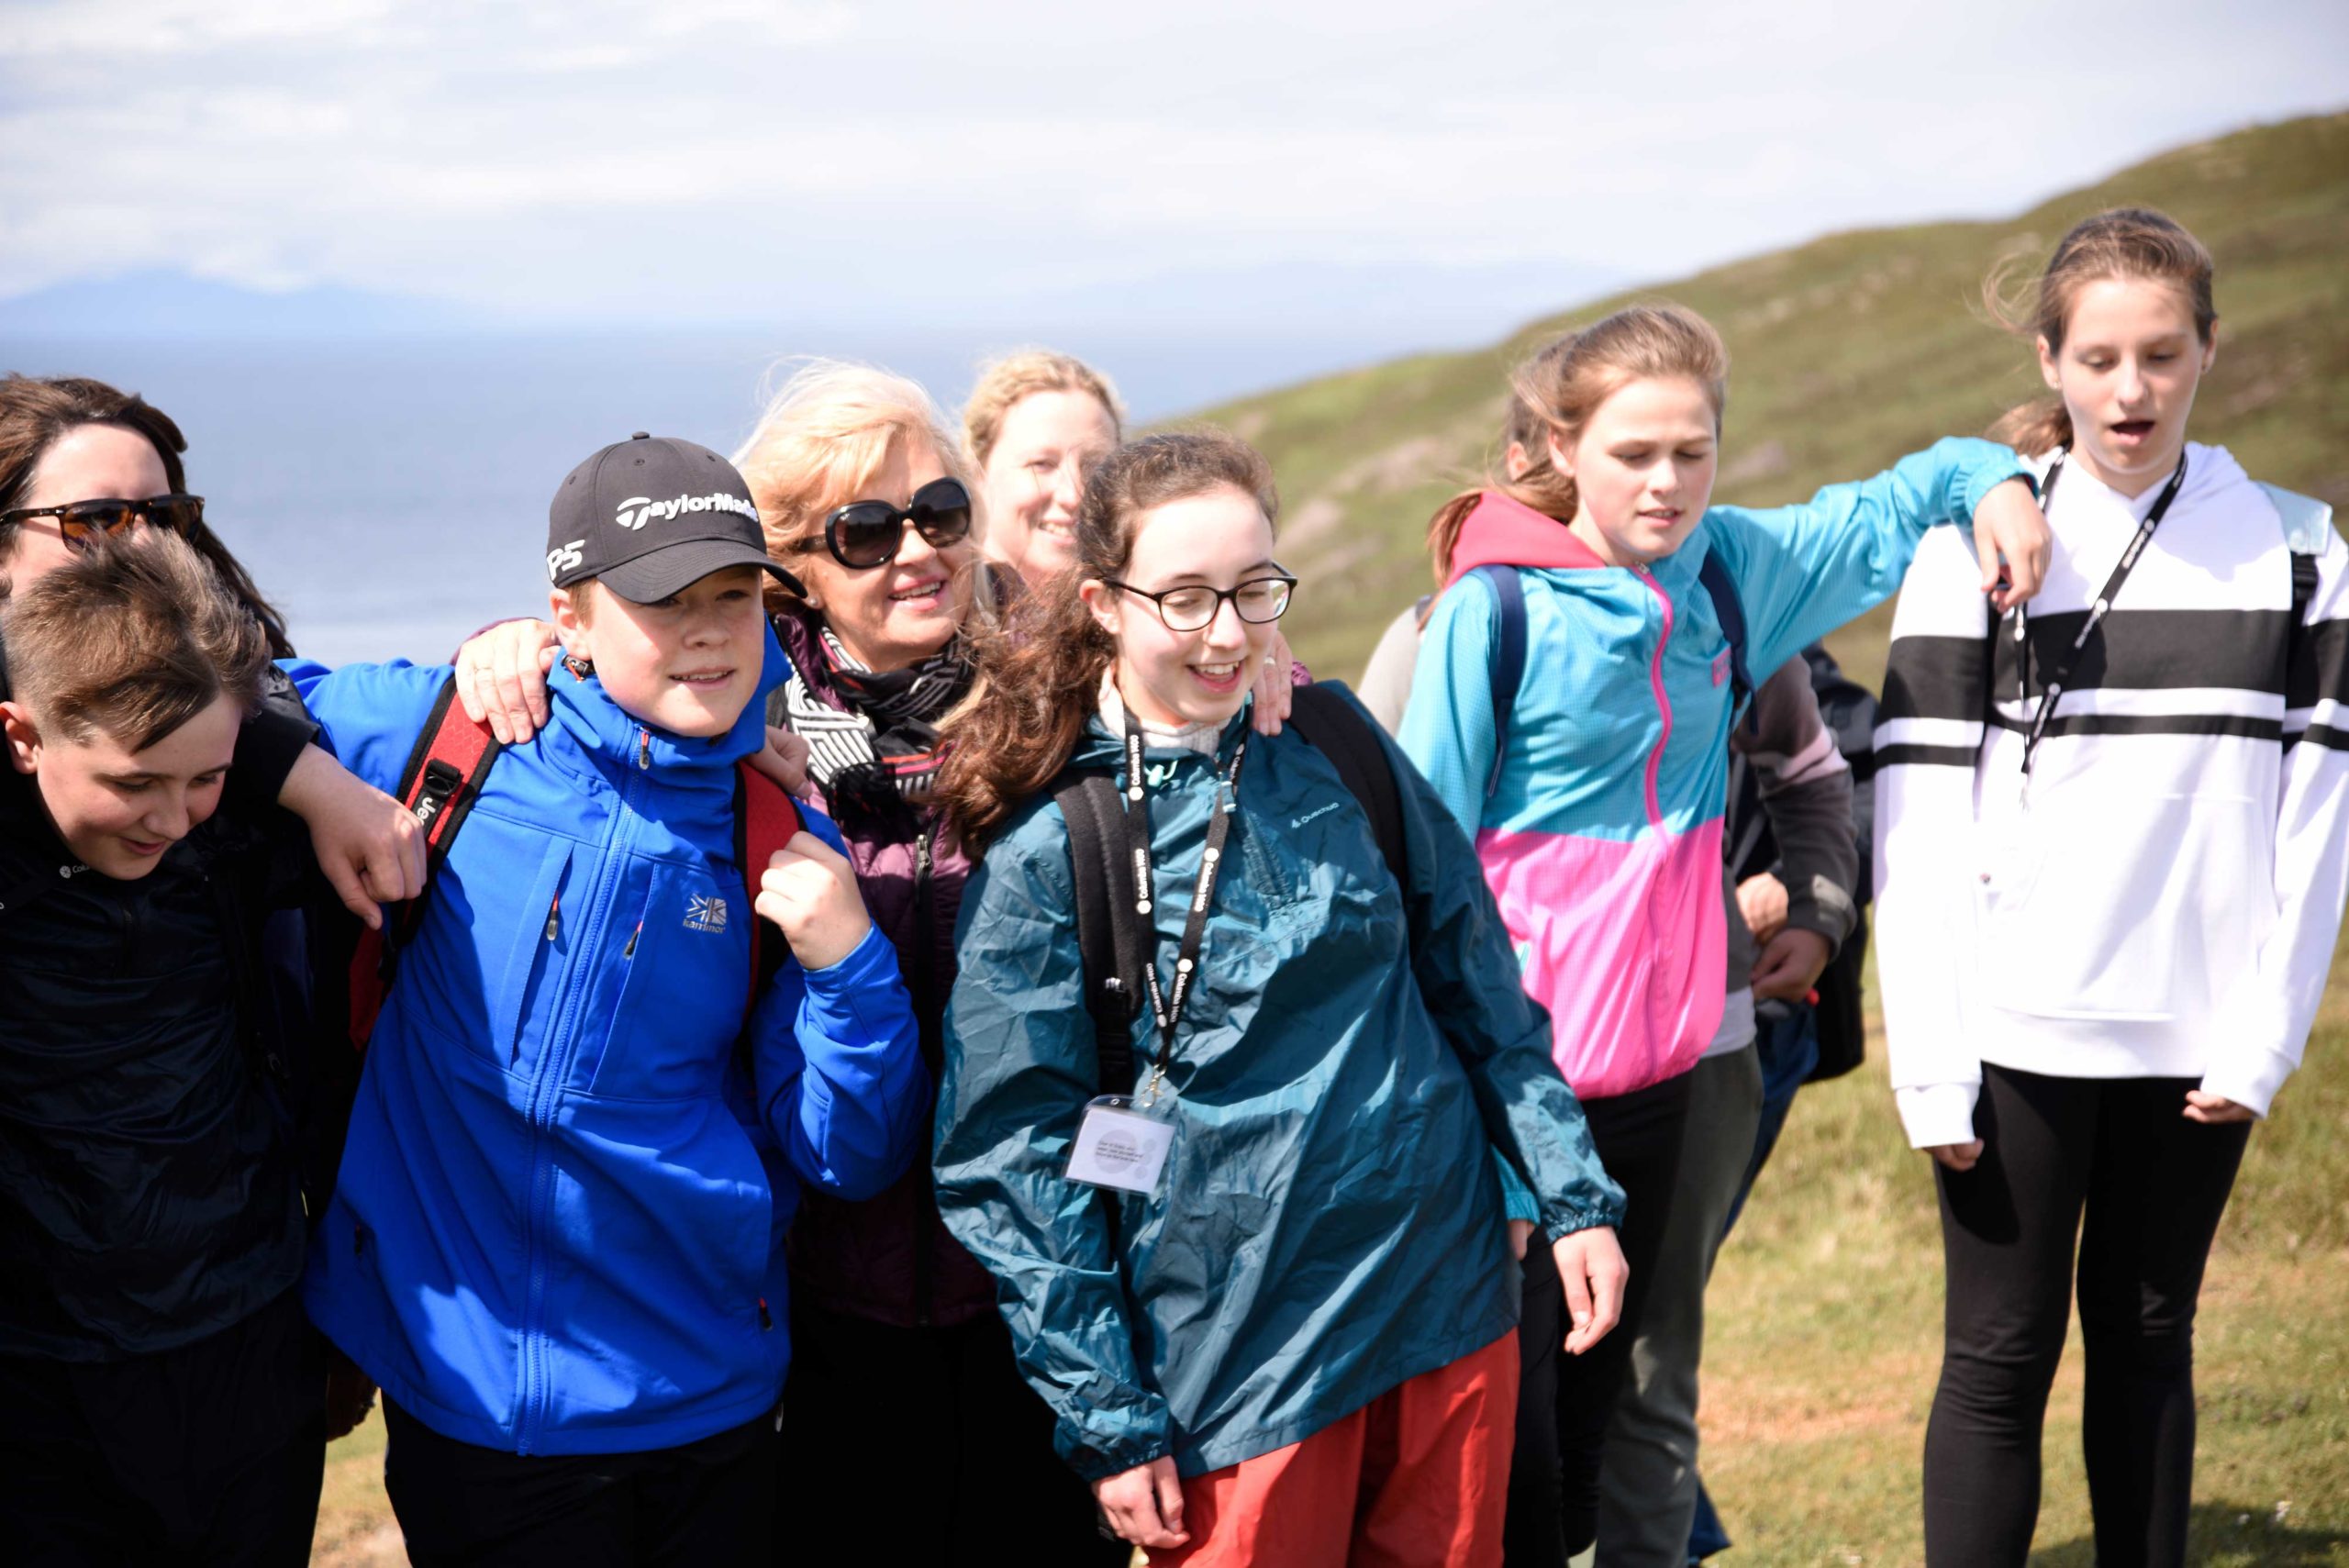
[[931, 428, 1626, 1565], [0, 373, 422, 1563], [0, 373, 425, 916]]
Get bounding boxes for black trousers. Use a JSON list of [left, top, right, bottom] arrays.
[[1506, 1068, 1692, 1566], [0, 1284, 324, 1568], [774, 1300, 1127, 1565], [1924, 1063, 2251, 1568], [384, 1401, 774, 1567]]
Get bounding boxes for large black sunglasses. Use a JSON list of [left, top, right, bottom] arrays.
[[1104, 573, 1297, 633], [796, 477, 973, 570], [0, 494, 205, 550]]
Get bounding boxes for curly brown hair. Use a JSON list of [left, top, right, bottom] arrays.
[[934, 429, 1277, 849]]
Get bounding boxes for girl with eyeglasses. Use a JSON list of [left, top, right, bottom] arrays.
[[930, 429, 1626, 1564], [963, 348, 1303, 736]]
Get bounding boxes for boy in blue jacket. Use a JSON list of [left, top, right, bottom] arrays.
[[294, 433, 927, 1562]]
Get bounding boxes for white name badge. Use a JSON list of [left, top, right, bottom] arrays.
[[1065, 1096, 1175, 1195]]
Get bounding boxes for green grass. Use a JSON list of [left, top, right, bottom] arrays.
[[1694, 978, 2349, 1567], [307, 112, 2349, 1563]]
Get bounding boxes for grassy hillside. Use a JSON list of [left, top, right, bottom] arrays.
[[1190, 110, 2349, 691]]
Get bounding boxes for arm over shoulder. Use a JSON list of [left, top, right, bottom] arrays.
[[1708, 437, 2029, 676]]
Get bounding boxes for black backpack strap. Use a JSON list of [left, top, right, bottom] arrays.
[[1284, 684, 1408, 892], [1464, 564, 1526, 799], [1054, 770, 1143, 1097], [1696, 550, 1754, 717], [2286, 550, 2323, 709]]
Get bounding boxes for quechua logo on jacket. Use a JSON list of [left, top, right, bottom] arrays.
[[613, 493, 763, 532]]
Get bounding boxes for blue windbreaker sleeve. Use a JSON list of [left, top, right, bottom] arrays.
[[932, 815, 1174, 1483], [1706, 437, 2032, 680], [745, 807, 928, 1202], [1359, 687, 1625, 1241], [279, 657, 459, 798], [1397, 571, 1505, 840]]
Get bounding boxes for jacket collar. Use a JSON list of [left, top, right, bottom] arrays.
[[540, 621, 789, 785], [1067, 695, 1253, 773]]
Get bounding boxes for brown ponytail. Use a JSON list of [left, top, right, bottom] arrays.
[[1984, 207, 2217, 457], [936, 430, 1279, 850], [1425, 306, 1728, 587]]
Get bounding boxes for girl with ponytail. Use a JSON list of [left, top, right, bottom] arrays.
[[1398, 303, 2052, 1565], [932, 430, 1626, 1564], [1875, 208, 2349, 1565]]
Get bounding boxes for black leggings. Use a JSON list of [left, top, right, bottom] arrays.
[[1507, 1068, 1691, 1566], [1924, 1062, 2250, 1568]]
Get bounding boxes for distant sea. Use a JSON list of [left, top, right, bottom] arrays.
[[6, 326, 1422, 666]]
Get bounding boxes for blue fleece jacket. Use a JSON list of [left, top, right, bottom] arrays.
[[292, 632, 927, 1455]]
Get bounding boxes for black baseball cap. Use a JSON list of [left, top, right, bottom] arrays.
[[545, 432, 804, 604]]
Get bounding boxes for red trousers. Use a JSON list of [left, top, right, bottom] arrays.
[[1149, 1330, 1519, 1568]]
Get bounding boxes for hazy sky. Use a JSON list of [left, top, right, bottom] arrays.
[[4, 0, 2343, 328]]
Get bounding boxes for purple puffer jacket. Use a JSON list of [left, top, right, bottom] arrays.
[[768, 606, 996, 1329]]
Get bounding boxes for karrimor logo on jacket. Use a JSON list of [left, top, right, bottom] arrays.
[[613, 493, 763, 532], [685, 894, 728, 934]]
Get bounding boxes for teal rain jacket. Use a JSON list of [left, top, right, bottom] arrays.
[[934, 685, 1625, 1481]]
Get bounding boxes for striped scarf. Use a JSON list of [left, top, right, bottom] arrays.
[[782, 628, 969, 806]]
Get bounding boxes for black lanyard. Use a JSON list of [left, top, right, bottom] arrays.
[[2013, 449, 2188, 778], [1119, 709, 1248, 1047]]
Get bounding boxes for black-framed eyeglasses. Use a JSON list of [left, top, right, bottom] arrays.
[[0, 494, 205, 550], [1104, 573, 1297, 632], [794, 477, 973, 570]]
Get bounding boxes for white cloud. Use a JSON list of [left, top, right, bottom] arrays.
[[1, 0, 2342, 322]]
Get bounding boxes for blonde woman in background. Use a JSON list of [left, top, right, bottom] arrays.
[[964, 349, 1125, 586]]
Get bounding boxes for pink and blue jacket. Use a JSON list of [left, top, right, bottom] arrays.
[[1398, 438, 2027, 1100]]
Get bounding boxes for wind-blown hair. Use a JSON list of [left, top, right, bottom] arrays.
[[1984, 207, 2217, 457], [2, 529, 269, 750], [935, 429, 1277, 849], [731, 359, 982, 614]]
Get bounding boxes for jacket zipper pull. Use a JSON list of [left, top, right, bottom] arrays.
[[623, 921, 640, 959], [758, 1296, 774, 1330], [545, 894, 562, 941], [637, 728, 651, 772]]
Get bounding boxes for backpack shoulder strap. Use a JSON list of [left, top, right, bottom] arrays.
[[346, 675, 504, 1050], [1464, 563, 1526, 799], [1054, 769, 1142, 1097], [733, 762, 804, 1022], [1284, 684, 1408, 892], [1696, 550, 1754, 717]]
